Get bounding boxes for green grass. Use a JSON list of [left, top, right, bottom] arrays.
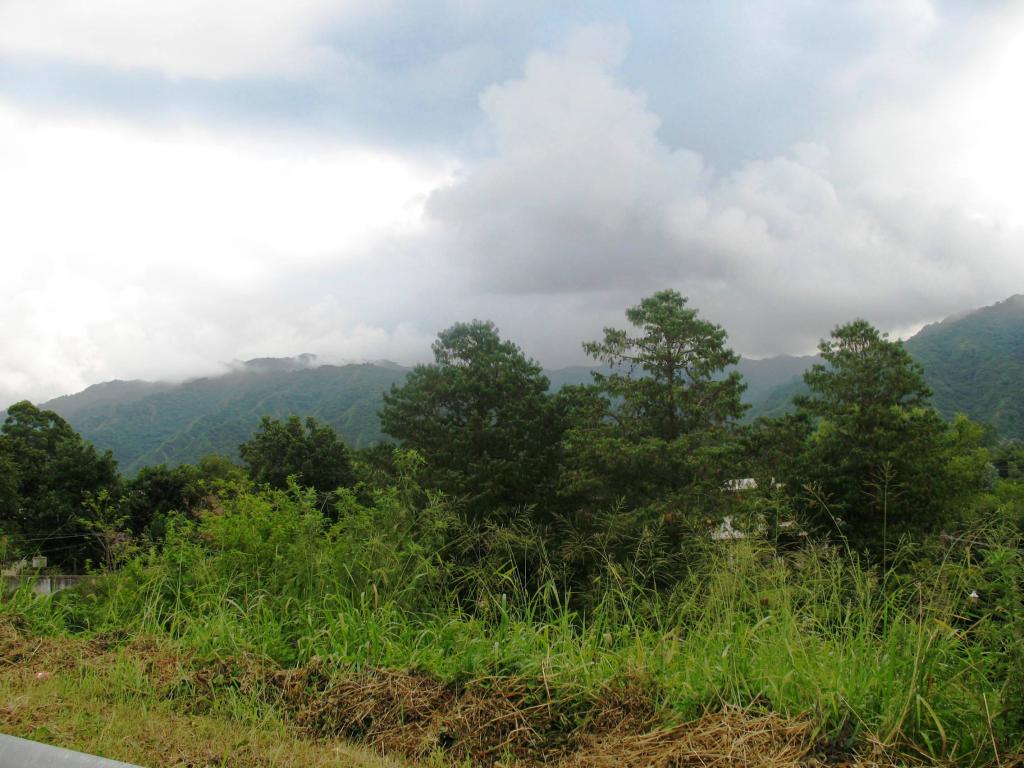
[[3, 483, 1021, 766], [0, 634, 406, 767]]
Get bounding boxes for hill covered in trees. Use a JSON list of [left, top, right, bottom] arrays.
[[746, 295, 1024, 435], [36, 360, 408, 473], [5, 295, 1022, 474], [15, 356, 814, 473], [906, 294, 1024, 437]]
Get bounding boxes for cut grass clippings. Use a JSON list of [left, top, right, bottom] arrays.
[[0, 622, 404, 768], [0, 618, 931, 768]]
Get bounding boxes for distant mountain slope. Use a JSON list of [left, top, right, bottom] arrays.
[[10, 295, 1022, 473], [40, 359, 408, 474], [745, 295, 1024, 438], [904, 294, 1024, 438], [734, 355, 821, 410], [18, 355, 813, 474], [43, 379, 176, 419]]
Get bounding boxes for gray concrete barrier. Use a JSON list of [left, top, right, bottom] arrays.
[[0, 733, 142, 767], [3, 575, 85, 596]]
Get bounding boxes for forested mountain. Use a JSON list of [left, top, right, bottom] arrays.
[[746, 295, 1024, 436], [19, 357, 815, 473], [6, 295, 1021, 473], [37, 360, 408, 473], [734, 354, 822, 410], [906, 294, 1024, 437]]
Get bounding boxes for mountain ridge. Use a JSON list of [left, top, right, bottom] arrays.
[[6, 296, 1022, 472]]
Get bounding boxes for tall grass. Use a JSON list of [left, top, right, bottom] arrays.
[[4, 479, 1021, 765]]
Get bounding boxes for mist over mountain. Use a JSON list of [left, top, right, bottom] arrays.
[[5, 296, 1022, 473]]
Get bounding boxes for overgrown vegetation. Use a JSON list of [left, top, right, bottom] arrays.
[[2, 290, 1023, 765]]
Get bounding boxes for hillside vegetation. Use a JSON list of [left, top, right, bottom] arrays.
[[41, 362, 408, 474], [2, 290, 1022, 766], [749, 295, 1024, 435], [907, 295, 1024, 438], [11, 296, 1021, 476]]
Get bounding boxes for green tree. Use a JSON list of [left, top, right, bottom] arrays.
[[239, 415, 355, 497], [583, 289, 747, 441], [563, 290, 747, 517], [79, 489, 137, 571], [794, 320, 976, 553], [0, 401, 120, 567], [741, 413, 813, 492], [0, 443, 18, 522], [379, 320, 563, 520], [122, 463, 204, 539]]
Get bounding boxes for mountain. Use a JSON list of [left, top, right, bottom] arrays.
[[37, 358, 408, 474], [8, 295, 1021, 473], [745, 295, 1024, 437], [904, 294, 1024, 438], [734, 355, 822, 410], [13, 354, 807, 474]]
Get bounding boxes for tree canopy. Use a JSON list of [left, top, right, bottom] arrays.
[[794, 320, 985, 554], [239, 415, 355, 496], [379, 320, 563, 519], [0, 401, 120, 567], [562, 290, 746, 519], [584, 289, 747, 440]]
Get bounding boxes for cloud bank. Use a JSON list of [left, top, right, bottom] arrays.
[[1, 2, 1022, 405], [426, 19, 1024, 354]]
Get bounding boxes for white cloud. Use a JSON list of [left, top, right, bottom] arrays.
[[4, 7, 1024, 405], [835, 4, 1024, 226], [0, 100, 451, 403], [426, 21, 1024, 355], [0, 0, 373, 79]]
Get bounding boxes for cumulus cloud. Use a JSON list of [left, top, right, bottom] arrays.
[[426, 20, 1024, 356], [3, 3, 1024, 404]]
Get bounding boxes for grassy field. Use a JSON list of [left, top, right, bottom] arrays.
[[1, 484, 1021, 766], [0, 627, 404, 767]]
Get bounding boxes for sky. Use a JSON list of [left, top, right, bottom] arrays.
[[2, 0, 1023, 404]]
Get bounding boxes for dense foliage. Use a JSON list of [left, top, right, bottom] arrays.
[[239, 414, 356, 498], [2, 291, 1023, 764], [559, 290, 746, 529], [0, 402, 119, 568], [380, 321, 563, 520], [792, 320, 986, 554], [746, 294, 1024, 440], [905, 294, 1024, 439], [5, 472, 1023, 764]]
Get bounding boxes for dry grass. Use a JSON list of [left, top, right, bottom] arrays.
[[276, 663, 920, 767], [564, 706, 812, 768], [0, 620, 404, 768], [0, 620, 956, 767], [277, 664, 558, 764]]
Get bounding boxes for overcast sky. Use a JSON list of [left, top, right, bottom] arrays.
[[2, 1, 1023, 404]]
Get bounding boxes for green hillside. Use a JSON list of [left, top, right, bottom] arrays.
[[10, 295, 1022, 473], [41, 360, 408, 474], [746, 295, 1024, 437], [734, 355, 821, 416], [904, 294, 1024, 437], [15, 357, 805, 474]]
